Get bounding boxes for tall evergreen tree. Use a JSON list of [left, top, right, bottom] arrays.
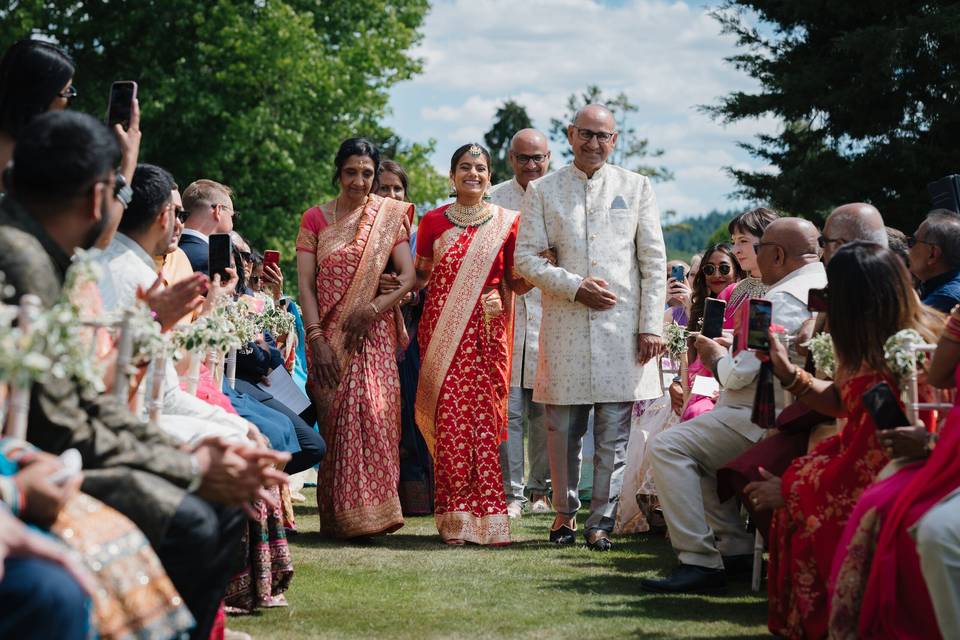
[[707, 0, 960, 229], [483, 100, 533, 183]]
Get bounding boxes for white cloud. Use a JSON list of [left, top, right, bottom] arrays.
[[385, 0, 777, 217]]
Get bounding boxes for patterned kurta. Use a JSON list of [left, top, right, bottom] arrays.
[[515, 163, 667, 405], [488, 177, 543, 389]]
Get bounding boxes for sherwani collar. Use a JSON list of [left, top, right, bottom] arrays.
[[570, 162, 609, 182]]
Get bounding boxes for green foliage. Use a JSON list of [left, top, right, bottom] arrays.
[[0, 0, 445, 282], [664, 210, 740, 258], [549, 85, 673, 181], [483, 99, 533, 182], [707, 1, 960, 231]]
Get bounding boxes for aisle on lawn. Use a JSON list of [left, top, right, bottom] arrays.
[[230, 489, 768, 639]]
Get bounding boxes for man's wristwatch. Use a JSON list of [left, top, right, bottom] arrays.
[[114, 173, 133, 210]]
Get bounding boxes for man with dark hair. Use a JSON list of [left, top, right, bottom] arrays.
[[909, 209, 960, 313], [0, 111, 288, 640]]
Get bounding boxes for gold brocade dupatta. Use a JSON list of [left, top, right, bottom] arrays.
[[415, 206, 518, 455], [313, 195, 410, 414]]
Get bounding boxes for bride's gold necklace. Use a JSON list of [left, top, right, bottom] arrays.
[[445, 201, 493, 228]]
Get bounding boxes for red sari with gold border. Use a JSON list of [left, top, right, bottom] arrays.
[[767, 371, 892, 639], [296, 194, 413, 539], [414, 203, 519, 545]]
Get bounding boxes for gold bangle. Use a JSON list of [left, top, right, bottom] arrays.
[[781, 366, 802, 390]]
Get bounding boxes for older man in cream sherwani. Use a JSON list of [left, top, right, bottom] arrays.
[[489, 128, 552, 518], [515, 105, 666, 550]]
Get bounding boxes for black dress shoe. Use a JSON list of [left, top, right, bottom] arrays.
[[640, 564, 728, 594], [586, 530, 613, 551], [722, 553, 756, 579], [549, 525, 576, 545]]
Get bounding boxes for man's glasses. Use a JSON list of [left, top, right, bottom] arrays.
[[514, 153, 548, 165], [907, 235, 935, 248], [702, 263, 733, 276], [753, 241, 785, 254], [212, 202, 238, 218], [817, 235, 845, 249], [572, 127, 615, 143], [175, 207, 189, 223]]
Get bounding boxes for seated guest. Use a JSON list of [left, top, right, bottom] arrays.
[[719, 203, 892, 541], [100, 164, 296, 612], [745, 242, 941, 639], [0, 503, 91, 640], [640, 218, 826, 594], [0, 110, 288, 640], [676, 243, 743, 420], [828, 305, 956, 639], [1, 438, 194, 639], [179, 182, 324, 474], [909, 209, 960, 313]]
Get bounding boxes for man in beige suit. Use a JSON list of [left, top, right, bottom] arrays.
[[642, 218, 826, 594], [488, 128, 552, 518], [515, 104, 666, 550]]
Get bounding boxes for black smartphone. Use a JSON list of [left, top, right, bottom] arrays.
[[208, 233, 232, 281], [701, 297, 726, 339], [746, 298, 773, 351], [863, 382, 910, 431], [106, 81, 137, 129], [808, 287, 828, 313], [671, 264, 685, 282]]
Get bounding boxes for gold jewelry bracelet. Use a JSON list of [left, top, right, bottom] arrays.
[[370, 301, 380, 315], [781, 366, 802, 390]]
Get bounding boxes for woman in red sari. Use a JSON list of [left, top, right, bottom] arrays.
[[297, 138, 415, 539], [743, 243, 940, 639], [415, 143, 531, 546]]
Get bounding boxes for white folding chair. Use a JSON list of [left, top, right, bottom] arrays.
[[1, 294, 42, 440], [905, 343, 956, 425]]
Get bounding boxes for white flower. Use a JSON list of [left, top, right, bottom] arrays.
[[663, 322, 689, 360], [803, 333, 836, 379]]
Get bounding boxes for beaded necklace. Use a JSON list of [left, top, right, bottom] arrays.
[[445, 201, 493, 228]]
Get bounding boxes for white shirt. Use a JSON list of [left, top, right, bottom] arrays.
[[98, 233, 248, 441], [712, 260, 828, 441], [515, 163, 667, 405], [180, 228, 209, 243], [488, 177, 542, 389]]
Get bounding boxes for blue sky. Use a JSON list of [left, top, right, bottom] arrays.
[[383, 0, 778, 220]]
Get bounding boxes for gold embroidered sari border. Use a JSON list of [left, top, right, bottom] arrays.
[[320, 497, 404, 539], [435, 511, 511, 545], [415, 206, 518, 455]]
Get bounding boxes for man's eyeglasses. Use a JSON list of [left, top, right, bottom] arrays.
[[58, 85, 77, 103], [702, 263, 733, 276], [817, 235, 845, 249], [175, 207, 189, 223], [211, 202, 238, 218], [514, 153, 548, 165], [753, 241, 784, 254], [907, 235, 935, 249], [572, 127, 615, 143]]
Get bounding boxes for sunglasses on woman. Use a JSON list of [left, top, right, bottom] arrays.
[[702, 263, 732, 276]]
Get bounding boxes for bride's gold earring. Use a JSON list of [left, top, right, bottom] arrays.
[[448, 180, 457, 198]]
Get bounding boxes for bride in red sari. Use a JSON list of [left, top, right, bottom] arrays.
[[415, 143, 531, 546], [743, 243, 941, 639], [297, 138, 415, 539]]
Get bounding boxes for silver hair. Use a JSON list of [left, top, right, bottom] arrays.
[[924, 210, 960, 269]]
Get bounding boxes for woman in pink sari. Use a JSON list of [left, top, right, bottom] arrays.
[[415, 143, 531, 546], [297, 138, 415, 539]]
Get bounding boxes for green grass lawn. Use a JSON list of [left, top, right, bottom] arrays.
[[230, 489, 768, 639]]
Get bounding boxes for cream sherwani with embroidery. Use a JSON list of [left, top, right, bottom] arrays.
[[515, 163, 667, 405]]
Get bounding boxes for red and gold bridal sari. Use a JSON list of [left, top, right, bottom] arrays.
[[297, 194, 413, 538], [415, 203, 520, 545]]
